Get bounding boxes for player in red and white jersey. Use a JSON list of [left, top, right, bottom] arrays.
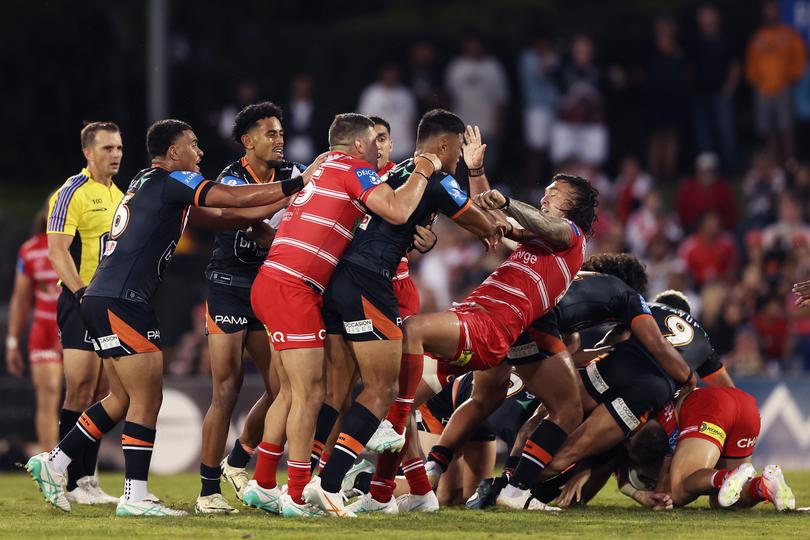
[[247, 113, 442, 517], [6, 210, 63, 453]]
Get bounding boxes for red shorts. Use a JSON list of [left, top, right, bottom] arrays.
[[28, 318, 61, 364], [447, 305, 512, 372], [250, 272, 325, 351], [678, 387, 761, 458], [393, 276, 420, 319], [422, 353, 467, 394]]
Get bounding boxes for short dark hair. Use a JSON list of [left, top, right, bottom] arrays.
[[416, 109, 465, 143], [328, 113, 374, 146], [581, 253, 648, 295], [653, 290, 691, 314], [628, 420, 669, 466], [552, 173, 599, 236], [369, 116, 391, 134], [146, 119, 193, 159], [232, 101, 284, 146], [81, 121, 119, 149]]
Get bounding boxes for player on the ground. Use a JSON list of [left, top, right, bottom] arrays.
[[46, 121, 124, 505], [6, 206, 62, 453], [305, 110, 500, 518], [244, 113, 443, 517], [653, 386, 795, 511], [196, 102, 304, 514], [25, 119, 315, 516]]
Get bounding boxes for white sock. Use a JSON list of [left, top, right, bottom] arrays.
[[502, 484, 527, 498], [124, 478, 149, 502], [48, 447, 72, 475]]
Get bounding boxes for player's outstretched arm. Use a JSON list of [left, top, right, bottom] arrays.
[[364, 154, 441, 225], [454, 203, 504, 250], [475, 190, 572, 250], [631, 316, 695, 389], [187, 198, 290, 230]]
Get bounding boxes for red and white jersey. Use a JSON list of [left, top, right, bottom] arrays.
[[393, 256, 410, 281], [462, 221, 586, 345], [261, 151, 384, 292], [16, 233, 60, 322], [378, 160, 396, 176]]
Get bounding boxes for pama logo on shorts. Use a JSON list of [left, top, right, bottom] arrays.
[[450, 349, 473, 367], [344, 319, 373, 334], [147, 330, 161, 341], [215, 315, 248, 326], [698, 421, 727, 445]]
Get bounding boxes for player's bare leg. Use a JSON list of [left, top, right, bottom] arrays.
[[669, 438, 722, 507], [31, 362, 63, 451], [461, 440, 497, 502]]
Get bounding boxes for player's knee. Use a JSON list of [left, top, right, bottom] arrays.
[[64, 386, 96, 409], [402, 317, 426, 346], [551, 403, 583, 433], [212, 376, 242, 408]]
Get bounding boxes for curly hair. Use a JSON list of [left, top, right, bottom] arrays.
[[232, 101, 284, 146], [553, 173, 599, 236], [653, 290, 692, 314], [581, 252, 648, 295]]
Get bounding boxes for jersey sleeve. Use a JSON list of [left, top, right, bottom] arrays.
[[620, 292, 654, 328], [433, 174, 472, 220], [346, 166, 384, 203], [164, 171, 214, 207], [47, 185, 83, 236], [654, 401, 679, 456], [218, 175, 249, 186], [697, 348, 725, 379], [15, 251, 29, 277]]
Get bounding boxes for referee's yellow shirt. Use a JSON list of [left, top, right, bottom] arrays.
[[47, 167, 124, 285]]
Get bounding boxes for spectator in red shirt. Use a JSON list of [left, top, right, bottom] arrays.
[[676, 152, 738, 232], [678, 211, 738, 287], [752, 296, 792, 369]]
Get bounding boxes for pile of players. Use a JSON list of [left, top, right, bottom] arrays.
[[23, 100, 796, 517]]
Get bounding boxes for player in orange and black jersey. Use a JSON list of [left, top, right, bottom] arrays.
[[25, 119, 319, 517], [198, 102, 307, 514]]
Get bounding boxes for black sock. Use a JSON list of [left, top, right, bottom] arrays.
[[311, 404, 340, 473], [200, 463, 222, 496], [510, 420, 568, 490], [227, 439, 253, 469], [122, 421, 155, 486], [427, 445, 454, 473], [354, 471, 372, 494], [59, 404, 116, 490], [83, 438, 101, 479], [60, 409, 82, 490], [319, 402, 379, 493], [503, 454, 521, 479]]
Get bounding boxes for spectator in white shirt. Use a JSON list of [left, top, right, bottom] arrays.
[[357, 64, 417, 161]]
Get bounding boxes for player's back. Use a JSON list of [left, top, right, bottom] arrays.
[[467, 226, 586, 345], [554, 272, 647, 333], [343, 158, 471, 280], [262, 151, 382, 293], [86, 167, 210, 303]]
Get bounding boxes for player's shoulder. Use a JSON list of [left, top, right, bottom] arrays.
[[167, 169, 206, 188], [55, 171, 90, 196], [19, 235, 41, 255], [217, 159, 249, 185]]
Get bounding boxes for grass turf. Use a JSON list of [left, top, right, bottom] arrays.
[[0, 470, 808, 539]]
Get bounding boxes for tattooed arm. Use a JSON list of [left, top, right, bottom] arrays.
[[475, 189, 573, 250]]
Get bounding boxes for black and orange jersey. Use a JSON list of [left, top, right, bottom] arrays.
[[206, 158, 304, 285], [85, 167, 213, 303], [46, 168, 124, 285]]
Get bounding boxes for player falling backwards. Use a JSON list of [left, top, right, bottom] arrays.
[[26, 119, 321, 516]]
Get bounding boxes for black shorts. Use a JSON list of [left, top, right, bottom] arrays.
[[322, 262, 402, 342], [57, 287, 94, 351], [205, 279, 264, 335], [80, 296, 162, 358], [579, 342, 676, 435], [416, 374, 494, 442], [506, 310, 565, 366]]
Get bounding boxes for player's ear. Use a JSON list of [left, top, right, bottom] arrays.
[[241, 133, 253, 151]]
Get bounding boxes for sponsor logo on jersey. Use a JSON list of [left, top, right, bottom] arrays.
[[698, 421, 727, 445], [736, 436, 758, 449], [355, 168, 382, 190], [215, 315, 249, 326], [169, 170, 205, 188], [344, 319, 373, 334], [440, 176, 469, 206], [639, 296, 652, 315], [95, 334, 121, 351]]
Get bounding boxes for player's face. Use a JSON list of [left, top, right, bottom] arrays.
[[540, 181, 576, 218], [247, 116, 284, 163], [440, 133, 464, 175], [357, 126, 380, 166], [85, 130, 123, 178], [373, 124, 393, 170], [171, 130, 204, 173]]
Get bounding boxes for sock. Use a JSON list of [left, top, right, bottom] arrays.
[[122, 421, 155, 502], [227, 439, 253, 469], [370, 446, 406, 503], [318, 452, 329, 474], [503, 455, 520, 480], [53, 404, 116, 478], [320, 402, 380, 493], [510, 420, 568, 489], [310, 404, 340, 473], [354, 471, 372, 494], [710, 468, 731, 489], [385, 353, 423, 434], [253, 442, 283, 489], [82, 436, 101, 481], [403, 457, 432, 496], [287, 460, 311, 504], [59, 409, 82, 490], [427, 445, 454, 473], [748, 476, 768, 502], [200, 463, 222, 496]]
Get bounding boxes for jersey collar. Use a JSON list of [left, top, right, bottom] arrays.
[[241, 157, 275, 184]]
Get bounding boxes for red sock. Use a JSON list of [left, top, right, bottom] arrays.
[[710, 468, 730, 489], [318, 452, 330, 474], [403, 458, 432, 496], [287, 460, 311, 504], [385, 353, 424, 434], [748, 476, 768, 502], [370, 443, 407, 503], [253, 442, 283, 489]]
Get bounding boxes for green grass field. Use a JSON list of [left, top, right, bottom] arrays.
[[0, 470, 808, 539]]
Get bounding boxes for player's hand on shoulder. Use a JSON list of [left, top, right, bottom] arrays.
[[302, 152, 329, 184], [474, 189, 507, 210], [413, 224, 437, 253], [462, 125, 487, 170]]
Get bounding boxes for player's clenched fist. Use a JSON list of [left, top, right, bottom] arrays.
[[474, 189, 508, 210]]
